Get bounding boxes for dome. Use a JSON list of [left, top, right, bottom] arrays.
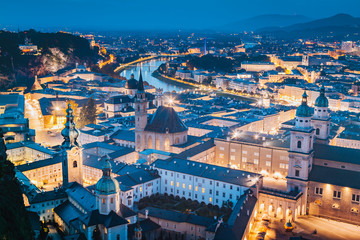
[[125, 74, 138, 89], [315, 86, 329, 107], [95, 159, 119, 195], [296, 92, 313, 117], [95, 177, 119, 195]]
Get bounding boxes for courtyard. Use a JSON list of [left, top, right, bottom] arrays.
[[137, 193, 233, 221]]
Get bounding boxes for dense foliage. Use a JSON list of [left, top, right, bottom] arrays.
[[77, 97, 97, 128], [0, 129, 34, 240]]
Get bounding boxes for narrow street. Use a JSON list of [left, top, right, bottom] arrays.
[[47, 225, 61, 240]]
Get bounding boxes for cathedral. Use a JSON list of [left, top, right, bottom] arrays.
[[135, 71, 188, 152]]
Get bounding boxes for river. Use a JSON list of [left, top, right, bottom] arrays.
[[119, 59, 188, 92]]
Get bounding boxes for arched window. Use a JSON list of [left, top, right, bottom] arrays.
[[175, 137, 179, 144], [165, 138, 170, 151], [316, 128, 320, 135], [73, 161, 77, 168], [297, 141, 302, 149], [148, 135, 153, 149]]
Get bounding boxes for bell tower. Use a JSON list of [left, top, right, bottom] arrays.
[[95, 158, 120, 215], [135, 70, 148, 152], [287, 92, 314, 192], [312, 85, 330, 144], [61, 102, 83, 187]]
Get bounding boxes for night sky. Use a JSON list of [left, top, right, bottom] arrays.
[[1, 0, 360, 31]]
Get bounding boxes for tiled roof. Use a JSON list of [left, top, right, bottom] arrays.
[[152, 158, 260, 188], [145, 106, 188, 134], [16, 156, 62, 172], [314, 143, 360, 164], [30, 189, 67, 204], [309, 165, 360, 189]]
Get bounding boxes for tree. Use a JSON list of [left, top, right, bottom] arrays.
[[0, 128, 33, 239], [86, 97, 97, 124], [77, 97, 97, 128]]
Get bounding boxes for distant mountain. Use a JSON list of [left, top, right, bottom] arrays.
[[283, 14, 360, 31], [221, 14, 312, 32], [258, 14, 360, 40]]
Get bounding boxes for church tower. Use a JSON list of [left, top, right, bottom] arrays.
[[312, 85, 330, 144], [135, 70, 148, 152], [287, 92, 314, 192], [95, 158, 120, 215], [61, 103, 83, 187]]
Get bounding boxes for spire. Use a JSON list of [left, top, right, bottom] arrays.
[[61, 102, 79, 149], [137, 69, 144, 92], [301, 91, 308, 105], [102, 156, 112, 177]]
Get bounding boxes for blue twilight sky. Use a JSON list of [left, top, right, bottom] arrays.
[[1, 0, 360, 31]]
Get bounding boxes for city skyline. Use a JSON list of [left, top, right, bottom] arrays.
[[1, 0, 360, 30]]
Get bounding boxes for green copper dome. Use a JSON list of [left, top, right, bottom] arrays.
[[95, 159, 119, 195], [315, 86, 329, 107], [296, 91, 313, 117]]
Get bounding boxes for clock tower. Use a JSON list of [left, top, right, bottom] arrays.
[[61, 102, 83, 187]]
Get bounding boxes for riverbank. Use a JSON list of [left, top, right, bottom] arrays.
[[151, 70, 196, 90], [152, 70, 257, 102]]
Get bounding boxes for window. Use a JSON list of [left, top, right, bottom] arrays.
[[219, 154, 224, 158], [333, 190, 341, 199], [165, 180, 168, 184], [110, 198, 113, 204], [266, 161, 271, 167], [209, 189, 212, 194], [254, 152, 259, 156], [176, 182, 179, 187], [230, 194, 232, 199], [254, 159, 259, 165], [182, 183, 185, 189], [231, 149, 235, 152], [295, 170, 300, 177], [352, 194, 360, 203], [315, 187, 323, 196], [195, 186, 198, 191], [266, 154, 271, 158], [242, 150, 247, 154], [297, 141, 302, 148], [242, 157, 247, 162], [73, 161, 77, 168], [220, 147, 224, 151], [202, 188, 205, 193], [316, 128, 320, 135], [223, 193, 226, 197], [209, 197, 212, 202], [216, 191, 219, 196], [189, 185, 192, 190], [102, 199, 105, 204], [171, 181, 173, 186], [230, 155, 235, 160], [279, 163, 288, 169], [183, 175, 185, 179]]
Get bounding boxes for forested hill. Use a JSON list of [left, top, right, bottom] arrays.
[[0, 29, 99, 90]]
